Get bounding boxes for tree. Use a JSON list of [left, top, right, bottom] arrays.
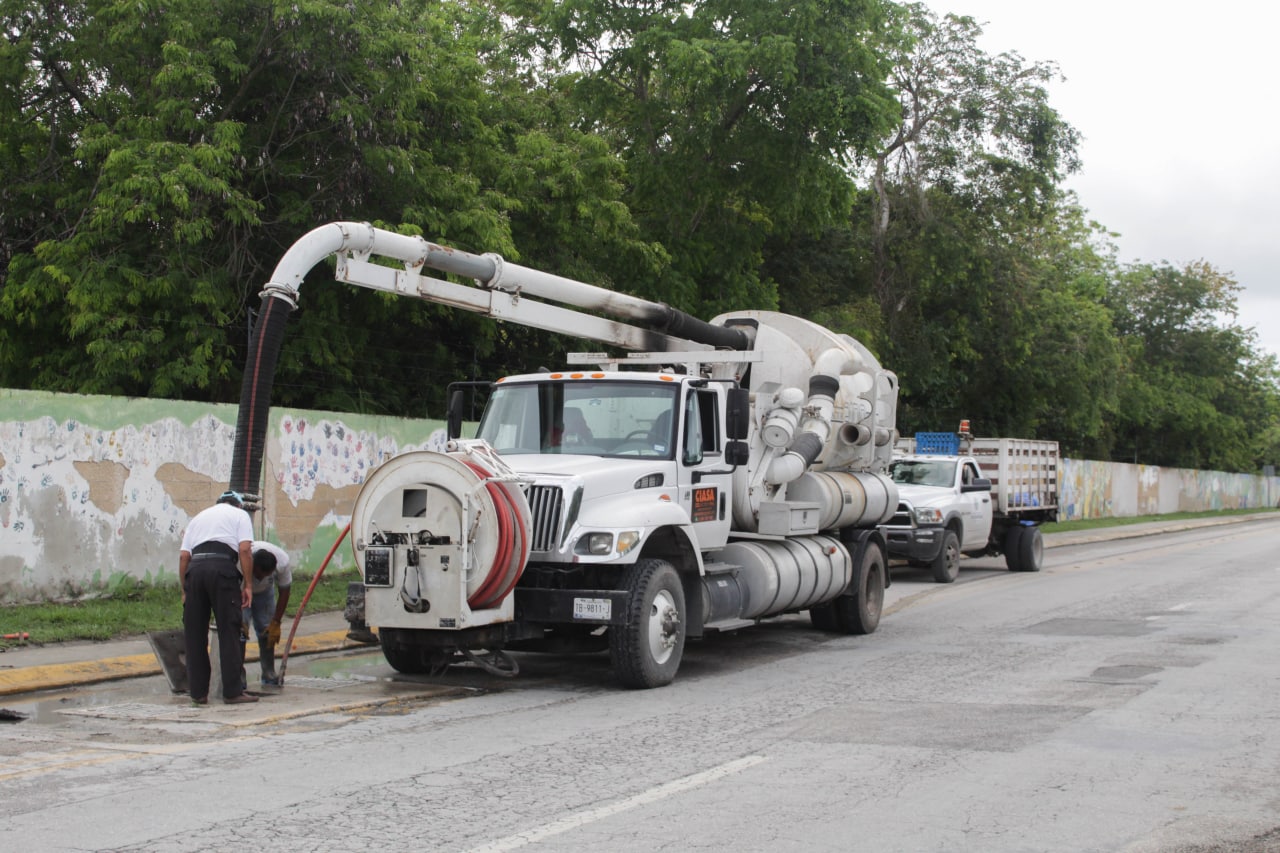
[[500, 0, 902, 316], [866, 4, 1079, 335], [0, 0, 662, 415], [1105, 260, 1280, 471]]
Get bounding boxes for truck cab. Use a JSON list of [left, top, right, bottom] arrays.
[[473, 370, 737, 559]]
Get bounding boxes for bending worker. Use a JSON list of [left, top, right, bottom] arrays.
[[246, 540, 292, 686], [178, 490, 258, 705]]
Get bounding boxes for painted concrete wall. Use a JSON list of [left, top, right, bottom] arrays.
[[1, 388, 446, 604], [2, 388, 1277, 603], [1057, 457, 1279, 521]]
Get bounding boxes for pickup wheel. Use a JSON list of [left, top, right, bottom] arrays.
[[827, 544, 885, 635], [930, 529, 961, 583], [1016, 526, 1044, 572], [1003, 526, 1025, 571], [610, 559, 686, 689]]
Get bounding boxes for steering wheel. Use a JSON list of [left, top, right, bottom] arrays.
[[624, 430, 650, 441]]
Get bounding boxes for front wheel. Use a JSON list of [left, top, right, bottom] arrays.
[[610, 559, 686, 689], [379, 627, 454, 675], [930, 529, 961, 583]]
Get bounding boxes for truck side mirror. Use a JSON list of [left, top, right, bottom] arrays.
[[726, 387, 749, 440], [962, 477, 992, 493], [447, 390, 464, 439], [726, 440, 750, 466]]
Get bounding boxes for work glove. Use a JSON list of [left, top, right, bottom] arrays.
[[266, 619, 282, 647]]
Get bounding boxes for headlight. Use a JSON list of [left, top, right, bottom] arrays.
[[913, 507, 944, 525], [574, 530, 641, 556], [579, 532, 613, 556]]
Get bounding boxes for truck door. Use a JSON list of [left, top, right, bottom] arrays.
[[960, 460, 993, 550], [676, 387, 733, 550]]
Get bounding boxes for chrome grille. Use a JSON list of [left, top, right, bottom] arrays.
[[525, 485, 564, 553], [887, 502, 914, 527]]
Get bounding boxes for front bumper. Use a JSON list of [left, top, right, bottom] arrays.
[[881, 525, 945, 562]]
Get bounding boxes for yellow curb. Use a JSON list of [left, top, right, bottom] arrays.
[[0, 629, 369, 697]]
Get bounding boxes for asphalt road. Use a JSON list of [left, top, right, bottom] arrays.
[[3, 514, 1280, 852]]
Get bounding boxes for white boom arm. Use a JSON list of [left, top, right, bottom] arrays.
[[259, 221, 750, 354]]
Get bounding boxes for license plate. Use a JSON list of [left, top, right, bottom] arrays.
[[573, 597, 612, 620]]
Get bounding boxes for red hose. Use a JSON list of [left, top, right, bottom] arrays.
[[486, 483, 530, 606], [463, 460, 518, 609], [278, 522, 350, 684]]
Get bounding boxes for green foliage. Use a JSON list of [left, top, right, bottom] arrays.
[[503, 0, 901, 315], [1, 0, 1277, 472], [1104, 261, 1280, 470]]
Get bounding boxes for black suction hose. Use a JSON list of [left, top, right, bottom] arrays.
[[229, 294, 293, 499]]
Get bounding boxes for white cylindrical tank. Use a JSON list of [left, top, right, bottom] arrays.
[[718, 535, 852, 619], [785, 471, 898, 531]]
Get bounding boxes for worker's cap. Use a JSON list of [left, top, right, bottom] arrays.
[[217, 489, 245, 508]]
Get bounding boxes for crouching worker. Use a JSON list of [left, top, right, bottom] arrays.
[[246, 541, 292, 687]]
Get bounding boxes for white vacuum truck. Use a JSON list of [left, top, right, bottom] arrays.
[[229, 222, 900, 688]]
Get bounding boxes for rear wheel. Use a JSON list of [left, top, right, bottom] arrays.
[[829, 545, 885, 635], [1003, 525, 1024, 572], [809, 603, 839, 631], [610, 559, 686, 689], [930, 529, 961, 583], [1016, 526, 1044, 572]]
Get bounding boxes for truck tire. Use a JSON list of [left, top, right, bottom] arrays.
[[930, 529, 961, 583], [809, 604, 839, 632], [610, 558, 686, 689], [1003, 525, 1024, 572], [1016, 526, 1044, 572], [828, 544, 885, 635], [379, 628, 452, 675]]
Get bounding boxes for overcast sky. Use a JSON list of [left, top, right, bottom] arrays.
[[928, 0, 1280, 361]]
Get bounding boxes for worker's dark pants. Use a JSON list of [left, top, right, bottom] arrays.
[[183, 556, 245, 700]]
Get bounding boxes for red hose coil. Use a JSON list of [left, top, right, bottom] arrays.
[[462, 460, 528, 609]]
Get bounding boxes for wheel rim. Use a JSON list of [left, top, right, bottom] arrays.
[[647, 589, 681, 665], [944, 540, 959, 577]]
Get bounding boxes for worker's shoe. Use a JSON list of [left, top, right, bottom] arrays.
[[262, 674, 281, 687], [190, 697, 208, 706], [224, 693, 259, 704]]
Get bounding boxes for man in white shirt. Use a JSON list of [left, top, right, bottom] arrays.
[[246, 540, 292, 686], [178, 490, 258, 705]]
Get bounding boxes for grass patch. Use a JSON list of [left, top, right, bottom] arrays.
[[0, 568, 361, 649], [1041, 506, 1278, 534]]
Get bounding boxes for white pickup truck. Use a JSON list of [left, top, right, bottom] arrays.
[[881, 433, 1059, 582]]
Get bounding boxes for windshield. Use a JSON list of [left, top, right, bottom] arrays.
[[476, 380, 679, 459], [889, 459, 957, 487]]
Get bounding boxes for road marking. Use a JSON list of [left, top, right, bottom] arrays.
[[467, 755, 768, 852]]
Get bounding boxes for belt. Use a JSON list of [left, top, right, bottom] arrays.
[[191, 542, 238, 560]]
